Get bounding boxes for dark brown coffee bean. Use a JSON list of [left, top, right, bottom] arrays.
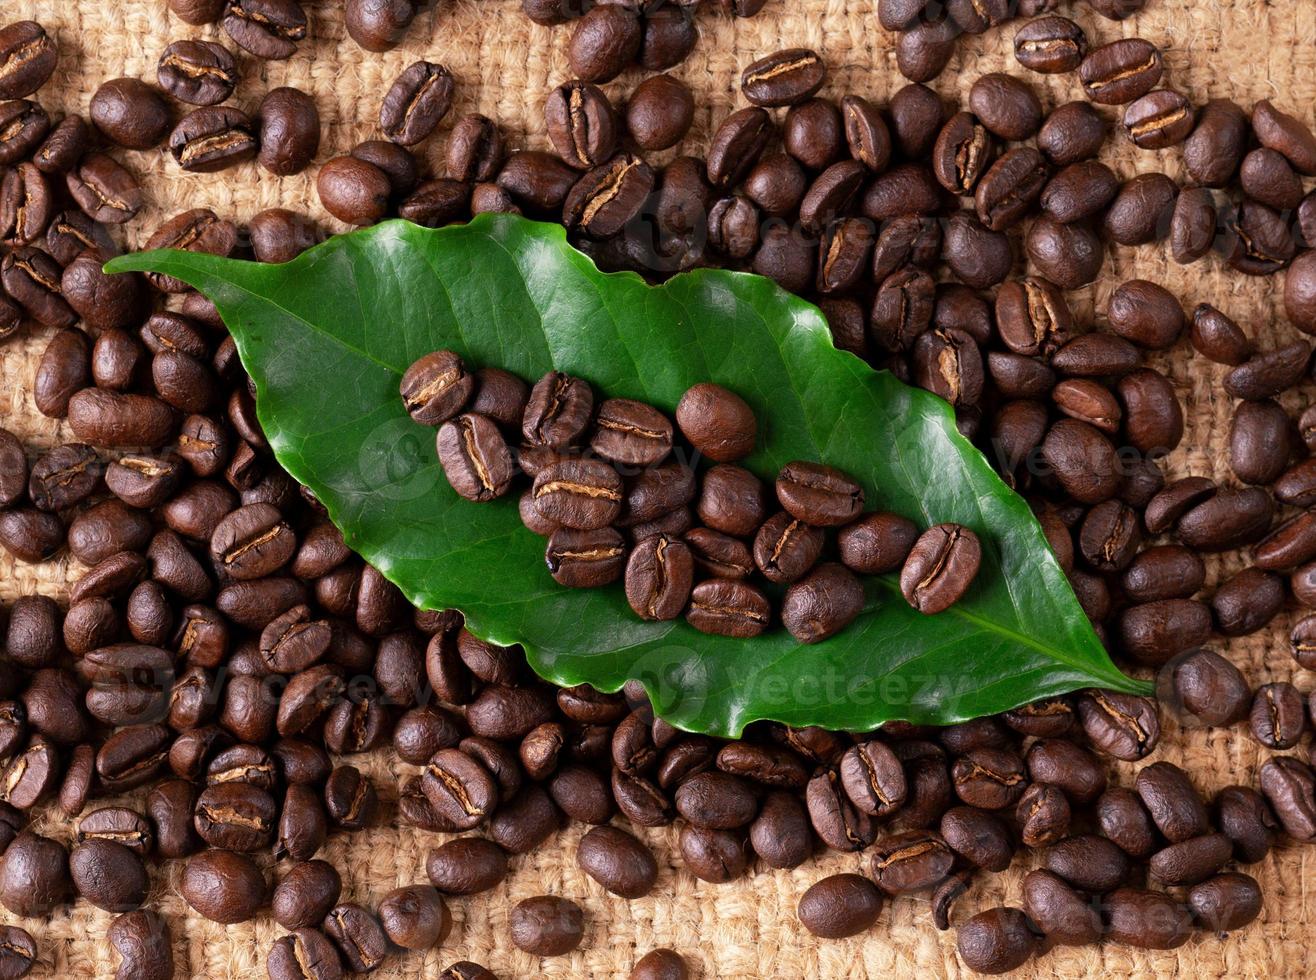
[[896, 18, 958, 84], [1177, 487, 1274, 552], [0, 832, 68, 918], [223, 0, 307, 60], [567, 5, 640, 83], [381, 61, 454, 146], [624, 533, 694, 621], [0, 99, 48, 166], [1021, 869, 1099, 946], [181, 848, 265, 924], [425, 837, 508, 896], [510, 895, 584, 956], [1077, 690, 1159, 761], [323, 903, 387, 974], [1080, 38, 1162, 105], [752, 511, 823, 585], [1016, 783, 1070, 848], [563, 154, 654, 238], [741, 48, 826, 108], [1225, 340, 1312, 400], [1190, 304, 1251, 364], [421, 748, 496, 830], [900, 524, 981, 614], [797, 874, 884, 939], [576, 825, 657, 899], [707, 107, 774, 190], [0, 22, 57, 100], [869, 829, 954, 894], [1037, 100, 1106, 166], [157, 40, 237, 108], [1123, 90, 1195, 149], [1103, 887, 1192, 950], [256, 87, 319, 176], [1044, 833, 1129, 892], [545, 527, 626, 587], [168, 106, 257, 173], [1015, 15, 1086, 72], [781, 563, 864, 644], [436, 413, 514, 502], [1254, 99, 1316, 175], [89, 78, 169, 150]]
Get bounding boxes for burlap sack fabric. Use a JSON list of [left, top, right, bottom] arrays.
[[1, 0, 1314, 976]]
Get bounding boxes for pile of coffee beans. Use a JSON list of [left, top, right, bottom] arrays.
[[3, 0, 1316, 976], [403, 350, 982, 640]]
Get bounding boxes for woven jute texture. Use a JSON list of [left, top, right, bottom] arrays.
[[2, 0, 1315, 976]]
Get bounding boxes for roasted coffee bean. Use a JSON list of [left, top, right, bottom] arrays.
[[1133, 761, 1208, 844], [545, 527, 626, 587], [680, 824, 750, 882], [563, 154, 654, 237], [1225, 341, 1312, 400], [421, 748, 496, 830], [995, 277, 1073, 357], [783, 97, 844, 171], [776, 462, 863, 527], [896, 18, 958, 84], [145, 780, 201, 859], [956, 907, 1038, 974], [871, 266, 934, 351], [741, 48, 826, 108], [3, 245, 73, 327], [211, 503, 295, 580], [90, 78, 170, 150], [257, 87, 319, 176], [743, 153, 804, 218], [1254, 99, 1316, 175], [1187, 872, 1262, 933], [75, 806, 153, 855], [746, 790, 811, 870], [194, 781, 276, 852], [272, 860, 342, 931], [346, 0, 418, 51], [1117, 598, 1210, 666], [182, 848, 265, 924], [1212, 565, 1284, 636], [0, 832, 68, 917], [1099, 888, 1192, 950], [1104, 172, 1178, 246], [900, 523, 981, 614], [1216, 785, 1277, 863], [0, 100, 48, 166], [316, 156, 390, 225], [1077, 690, 1159, 761], [675, 771, 758, 830], [158, 40, 237, 106], [781, 562, 864, 644], [1260, 756, 1316, 841], [1044, 833, 1129, 893], [377, 884, 451, 952], [1181, 97, 1248, 187], [1040, 160, 1117, 225], [69, 839, 148, 912], [168, 106, 257, 173], [426, 837, 508, 896], [1117, 368, 1183, 454], [523, 371, 593, 448], [1021, 869, 1099, 947], [510, 895, 584, 956], [223, 0, 307, 60], [969, 73, 1042, 141], [1123, 89, 1195, 149], [1250, 681, 1306, 749], [1188, 304, 1250, 365], [626, 73, 693, 152], [1169, 649, 1250, 726], [1079, 500, 1142, 572], [444, 114, 505, 184], [267, 928, 342, 980], [706, 107, 773, 190], [1025, 739, 1105, 805], [400, 350, 474, 427], [625, 533, 694, 621], [1170, 186, 1219, 264], [0, 22, 57, 100], [835, 512, 916, 575], [869, 830, 954, 894], [576, 825, 657, 899], [27, 443, 100, 511], [1038, 100, 1107, 166], [1015, 16, 1086, 73], [931, 112, 989, 194], [753, 512, 824, 585], [1150, 832, 1232, 886], [1177, 487, 1274, 552], [567, 6, 641, 82], [531, 458, 622, 531], [0, 163, 53, 248], [806, 769, 874, 852], [1080, 38, 1162, 105], [1025, 215, 1102, 289], [1107, 280, 1184, 350], [586, 398, 673, 467], [108, 910, 170, 980], [940, 806, 1013, 871], [1016, 783, 1070, 848], [1, 736, 61, 808], [381, 61, 454, 146], [796, 873, 883, 939], [437, 413, 515, 502], [323, 904, 388, 973]]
